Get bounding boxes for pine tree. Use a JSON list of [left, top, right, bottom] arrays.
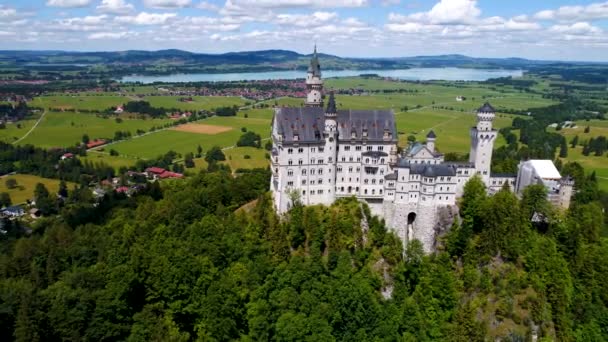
[[570, 135, 579, 148], [559, 139, 568, 158]]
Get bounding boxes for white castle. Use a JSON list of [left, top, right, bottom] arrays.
[[270, 48, 574, 252]]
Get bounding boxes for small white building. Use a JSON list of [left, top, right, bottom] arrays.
[[516, 160, 574, 209]]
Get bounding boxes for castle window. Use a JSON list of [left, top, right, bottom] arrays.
[[318, 179, 323, 185], [378, 146, 384, 151], [318, 159, 324, 164], [367, 146, 373, 151], [328, 157, 333, 163], [318, 168, 323, 175], [364, 179, 369, 184], [342, 156, 346, 162], [302, 190, 306, 195], [337, 166, 343, 172], [302, 180, 306, 185], [319, 147, 324, 152], [349, 167, 353, 172], [439, 196, 442, 200], [372, 179, 376, 185], [287, 181, 294, 186], [364, 189, 368, 194], [372, 189, 376, 195], [311, 158, 315, 164], [288, 170, 293, 176], [288, 159, 293, 165], [380, 158, 385, 164], [311, 147, 316, 153], [380, 190, 383, 195], [356, 167, 360, 172], [298, 159, 303, 165], [319, 190, 324, 194], [355, 146, 362, 151], [311, 180, 315, 185], [365, 158, 370, 164], [302, 169, 307, 175], [357, 157, 361, 162], [349, 156, 354, 162], [288, 148, 293, 154], [298, 148, 304, 153], [311, 169, 316, 175], [345, 146, 351, 151], [380, 180, 384, 184]]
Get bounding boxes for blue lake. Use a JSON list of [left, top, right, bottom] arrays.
[[119, 67, 524, 83]]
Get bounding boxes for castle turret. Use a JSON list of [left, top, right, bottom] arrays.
[[426, 130, 436, 153], [305, 45, 323, 107], [469, 102, 497, 183]]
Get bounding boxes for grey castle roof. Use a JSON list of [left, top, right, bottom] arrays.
[[405, 142, 442, 158], [426, 130, 436, 139], [273, 107, 397, 144], [478, 102, 495, 113], [396, 159, 457, 177]]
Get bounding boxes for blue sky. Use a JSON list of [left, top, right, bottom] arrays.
[[1, 1, 608, 61]]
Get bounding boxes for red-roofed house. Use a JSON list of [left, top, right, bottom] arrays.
[[116, 186, 130, 194], [86, 139, 107, 149], [61, 153, 74, 160]]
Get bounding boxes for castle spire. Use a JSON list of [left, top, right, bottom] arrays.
[[326, 91, 337, 114], [305, 44, 323, 107]]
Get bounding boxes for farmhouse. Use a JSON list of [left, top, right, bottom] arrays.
[[270, 47, 575, 252], [86, 139, 107, 149], [145, 167, 183, 180]]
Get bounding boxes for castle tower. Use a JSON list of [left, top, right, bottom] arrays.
[[305, 45, 323, 107], [322, 91, 338, 204], [469, 102, 497, 183], [426, 130, 436, 153], [558, 177, 574, 210]]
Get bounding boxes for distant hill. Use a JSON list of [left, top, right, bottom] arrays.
[[0, 49, 605, 80]]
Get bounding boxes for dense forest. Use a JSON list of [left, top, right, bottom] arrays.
[[0, 163, 606, 341]]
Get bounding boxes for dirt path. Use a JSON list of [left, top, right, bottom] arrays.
[[13, 110, 46, 145]]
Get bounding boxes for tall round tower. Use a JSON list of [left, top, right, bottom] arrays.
[[469, 102, 497, 183], [305, 45, 323, 107]]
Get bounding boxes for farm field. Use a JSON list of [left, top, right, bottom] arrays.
[[551, 120, 608, 190], [0, 118, 38, 144], [108, 115, 270, 159], [15, 111, 173, 148], [80, 151, 139, 169], [0, 174, 76, 204], [146, 96, 246, 111], [34, 95, 247, 112]]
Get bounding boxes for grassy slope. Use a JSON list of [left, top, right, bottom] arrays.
[[16, 111, 173, 148], [0, 174, 76, 204]]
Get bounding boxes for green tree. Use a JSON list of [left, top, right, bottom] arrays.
[[0, 192, 11, 207], [204, 146, 226, 164], [82, 134, 90, 144], [5, 178, 17, 189], [570, 135, 579, 148]]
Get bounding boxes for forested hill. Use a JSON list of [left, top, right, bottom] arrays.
[[0, 49, 585, 71], [1, 165, 607, 341]]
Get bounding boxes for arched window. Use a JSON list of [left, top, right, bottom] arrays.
[[302, 169, 307, 175]]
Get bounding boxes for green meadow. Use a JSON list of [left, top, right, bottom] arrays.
[[109, 116, 270, 159], [15, 111, 173, 148], [0, 174, 76, 204]]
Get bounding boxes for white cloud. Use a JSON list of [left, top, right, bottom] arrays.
[[382, 0, 400, 6], [534, 1, 608, 22], [115, 12, 177, 25], [51, 15, 110, 31], [549, 22, 603, 35], [196, 1, 220, 11], [407, 0, 481, 25], [88, 31, 131, 39], [143, 0, 192, 9], [97, 0, 135, 14], [46, 0, 92, 8], [225, 0, 368, 9], [275, 12, 337, 27]]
